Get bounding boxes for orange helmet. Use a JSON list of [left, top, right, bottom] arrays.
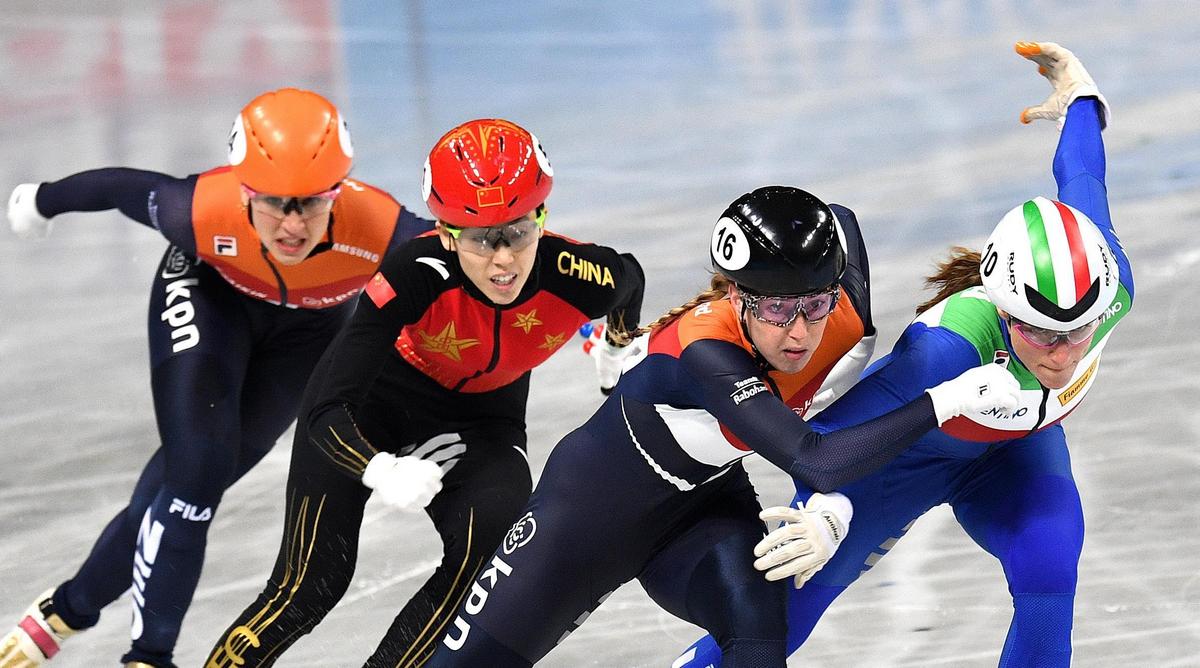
[[422, 118, 553, 227], [227, 88, 353, 196]]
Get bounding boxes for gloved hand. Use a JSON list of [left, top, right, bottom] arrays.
[[8, 183, 52, 239], [925, 362, 1021, 426], [753, 492, 853, 588], [361, 452, 443, 512], [1015, 41, 1110, 129], [580, 323, 638, 395]]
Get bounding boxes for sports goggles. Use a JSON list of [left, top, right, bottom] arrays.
[[444, 207, 546, 256], [241, 184, 340, 219], [1007, 316, 1099, 349], [741, 286, 840, 327]]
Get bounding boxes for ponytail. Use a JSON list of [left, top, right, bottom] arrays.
[[915, 247, 983, 315], [636, 274, 733, 337]]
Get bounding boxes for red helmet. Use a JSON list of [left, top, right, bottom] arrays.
[[228, 88, 353, 196], [422, 118, 554, 227]]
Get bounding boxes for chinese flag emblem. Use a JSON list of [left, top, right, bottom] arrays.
[[476, 186, 504, 208], [365, 272, 396, 307]]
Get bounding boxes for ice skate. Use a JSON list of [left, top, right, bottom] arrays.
[[0, 589, 81, 667]]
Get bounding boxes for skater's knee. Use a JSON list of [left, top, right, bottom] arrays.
[[1005, 538, 1079, 595]]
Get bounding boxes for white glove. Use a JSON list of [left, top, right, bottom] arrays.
[[8, 183, 52, 239], [925, 362, 1021, 426], [753, 492, 853, 588], [1015, 41, 1110, 129], [361, 452, 443, 512], [581, 323, 638, 395]]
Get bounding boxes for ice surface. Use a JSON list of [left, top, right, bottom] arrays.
[[1, 2, 1197, 665]]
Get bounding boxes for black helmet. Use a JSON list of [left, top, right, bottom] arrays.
[[710, 186, 846, 295]]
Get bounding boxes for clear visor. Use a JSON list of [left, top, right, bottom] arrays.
[[1008, 317, 1100, 349], [444, 208, 545, 256], [741, 286, 840, 327], [242, 184, 340, 219]]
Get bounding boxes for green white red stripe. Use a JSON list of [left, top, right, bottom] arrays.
[[1023, 199, 1091, 306]]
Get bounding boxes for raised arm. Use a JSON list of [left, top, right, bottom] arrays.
[[1018, 41, 1133, 301]]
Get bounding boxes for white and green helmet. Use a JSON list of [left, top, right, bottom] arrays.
[[979, 196, 1118, 330]]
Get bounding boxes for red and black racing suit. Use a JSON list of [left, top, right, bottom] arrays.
[[207, 231, 644, 668]]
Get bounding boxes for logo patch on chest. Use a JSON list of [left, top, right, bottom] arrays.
[[992, 349, 1010, 368], [1057, 356, 1098, 406], [213, 235, 238, 257]]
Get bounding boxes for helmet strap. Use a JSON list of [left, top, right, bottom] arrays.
[[996, 312, 1048, 389], [307, 212, 336, 258], [734, 289, 772, 371]]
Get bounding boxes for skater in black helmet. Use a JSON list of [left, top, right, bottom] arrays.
[[425, 186, 1020, 667]]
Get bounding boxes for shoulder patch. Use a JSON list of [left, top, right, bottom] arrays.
[[365, 272, 397, 308]]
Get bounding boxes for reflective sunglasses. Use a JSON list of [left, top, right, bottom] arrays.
[[1007, 316, 1099, 349], [740, 286, 841, 327], [444, 207, 546, 256], [241, 184, 341, 220]]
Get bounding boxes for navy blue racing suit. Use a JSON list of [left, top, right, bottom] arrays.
[[25, 166, 427, 667]]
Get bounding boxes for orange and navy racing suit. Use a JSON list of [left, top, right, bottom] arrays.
[[422, 206, 953, 667], [28, 166, 429, 667]]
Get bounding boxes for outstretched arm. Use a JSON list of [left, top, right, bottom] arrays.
[[8, 168, 198, 251], [679, 330, 1015, 492]]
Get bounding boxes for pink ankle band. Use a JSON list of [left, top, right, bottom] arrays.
[[18, 615, 59, 659]]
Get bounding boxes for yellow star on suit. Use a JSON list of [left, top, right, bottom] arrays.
[[537, 332, 567, 350], [512, 309, 543, 334], [418, 322, 480, 362]]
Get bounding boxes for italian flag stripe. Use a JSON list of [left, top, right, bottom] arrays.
[[1052, 200, 1091, 300], [1023, 200, 1057, 303]]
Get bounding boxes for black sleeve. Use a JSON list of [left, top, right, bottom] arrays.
[[384, 208, 436, 255], [304, 243, 442, 479], [830, 203, 874, 336], [606, 252, 644, 342], [35, 168, 199, 253], [542, 236, 645, 341], [680, 338, 936, 492]]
